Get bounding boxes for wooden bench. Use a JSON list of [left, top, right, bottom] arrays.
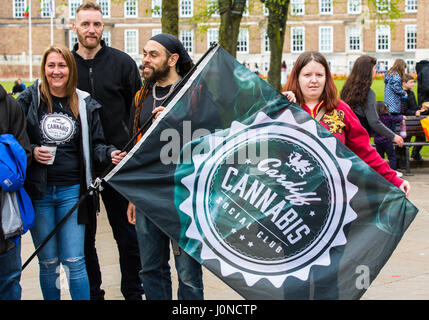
[[394, 116, 429, 175]]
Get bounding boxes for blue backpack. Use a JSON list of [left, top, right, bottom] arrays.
[[0, 134, 35, 240]]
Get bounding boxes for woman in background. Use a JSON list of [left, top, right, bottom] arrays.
[[340, 55, 404, 148]]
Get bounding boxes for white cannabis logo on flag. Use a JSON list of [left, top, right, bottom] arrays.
[[178, 109, 358, 287]]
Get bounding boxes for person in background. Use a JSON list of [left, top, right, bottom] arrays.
[[401, 74, 426, 162], [10, 80, 25, 96], [281, 60, 287, 85], [71, 1, 143, 300], [0, 83, 32, 300], [17, 45, 125, 300], [340, 55, 404, 148], [374, 103, 404, 170], [384, 59, 407, 122], [416, 58, 429, 106], [282, 51, 410, 197]]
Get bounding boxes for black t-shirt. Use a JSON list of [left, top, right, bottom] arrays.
[[139, 84, 173, 128], [39, 95, 81, 186]]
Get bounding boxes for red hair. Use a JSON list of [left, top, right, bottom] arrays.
[[284, 51, 339, 111]]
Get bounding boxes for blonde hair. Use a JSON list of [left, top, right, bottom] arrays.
[[387, 59, 407, 81], [40, 45, 79, 118]]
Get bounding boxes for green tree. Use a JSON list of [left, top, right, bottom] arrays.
[[161, 0, 179, 37], [218, 0, 247, 57], [261, 0, 289, 90]]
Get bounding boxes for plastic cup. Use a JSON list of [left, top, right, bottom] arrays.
[[42, 144, 57, 165]]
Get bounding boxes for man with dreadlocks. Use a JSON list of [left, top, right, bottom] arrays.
[[127, 33, 204, 300]]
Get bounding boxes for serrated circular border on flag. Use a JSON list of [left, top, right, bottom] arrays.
[[178, 109, 358, 288]]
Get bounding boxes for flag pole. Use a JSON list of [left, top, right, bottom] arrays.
[[50, 0, 54, 45], [28, 0, 32, 81]]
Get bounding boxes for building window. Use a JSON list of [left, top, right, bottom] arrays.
[[263, 62, 269, 73], [291, 27, 305, 53], [291, 0, 304, 16], [41, 0, 55, 18], [69, 30, 78, 50], [405, 25, 417, 51], [347, 0, 361, 14], [376, 25, 390, 52], [405, 0, 417, 12], [180, 30, 194, 53], [262, 3, 269, 16], [348, 60, 355, 74], [263, 30, 270, 53], [207, 0, 219, 17], [319, 0, 332, 15], [125, 29, 138, 55], [124, 0, 137, 17], [237, 28, 249, 54], [152, 29, 162, 37], [69, 0, 82, 18], [348, 26, 361, 51], [180, 0, 193, 17], [102, 30, 111, 46], [376, 60, 389, 73], [13, 0, 26, 18], [319, 26, 333, 52], [242, 0, 249, 17], [207, 28, 219, 49], [152, 0, 162, 17], [406, 59, 416, 73], [376, 0, 390, 13], [97, 0, 110, 18]]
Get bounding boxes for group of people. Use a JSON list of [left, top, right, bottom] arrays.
[[340, 57, 428, 171], [0, 1, 417, 301], [1, 1, 206, 301]]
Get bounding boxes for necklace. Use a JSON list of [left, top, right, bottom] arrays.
[[152, 77, 182, 111]]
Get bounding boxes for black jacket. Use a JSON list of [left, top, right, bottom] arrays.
[[0, 84, 32, 250], [416, 59, 429, 106], [17, 81, 116, 224], [0, 85, 31, 162], [401, 89, 420, 116], [72, 41, 141, 161]]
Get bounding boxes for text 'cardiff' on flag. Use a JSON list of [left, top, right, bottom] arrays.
[[105, 45, 418, 300]]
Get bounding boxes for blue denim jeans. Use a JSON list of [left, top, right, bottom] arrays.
[[30, 184, 89, 300], [135, 209, 204, 300], [0, 239, 21, 300]]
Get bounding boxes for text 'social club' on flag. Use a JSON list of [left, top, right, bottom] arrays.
[[105, 45, 418, 300]]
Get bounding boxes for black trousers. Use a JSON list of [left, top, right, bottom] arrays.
[[84, 182, 143, 300]]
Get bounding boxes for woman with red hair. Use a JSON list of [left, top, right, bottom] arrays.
[[282, 51, 410, 196]]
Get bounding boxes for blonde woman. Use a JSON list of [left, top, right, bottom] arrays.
[[384, 59, 407, 116], [17, 45, 125, 300]]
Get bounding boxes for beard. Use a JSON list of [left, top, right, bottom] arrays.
[[143, 59, 171, 83], [76, 31, 102, 50]]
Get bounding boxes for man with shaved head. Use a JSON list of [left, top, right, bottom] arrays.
[[72, 1, 143, 301]]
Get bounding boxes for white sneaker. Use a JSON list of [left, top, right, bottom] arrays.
[[395, 170, 403, 178]]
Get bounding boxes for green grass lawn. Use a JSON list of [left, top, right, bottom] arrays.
[[334, 78, 418, 101]]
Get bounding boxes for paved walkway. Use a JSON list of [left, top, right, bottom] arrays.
[[20, 166, 429, 300]]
